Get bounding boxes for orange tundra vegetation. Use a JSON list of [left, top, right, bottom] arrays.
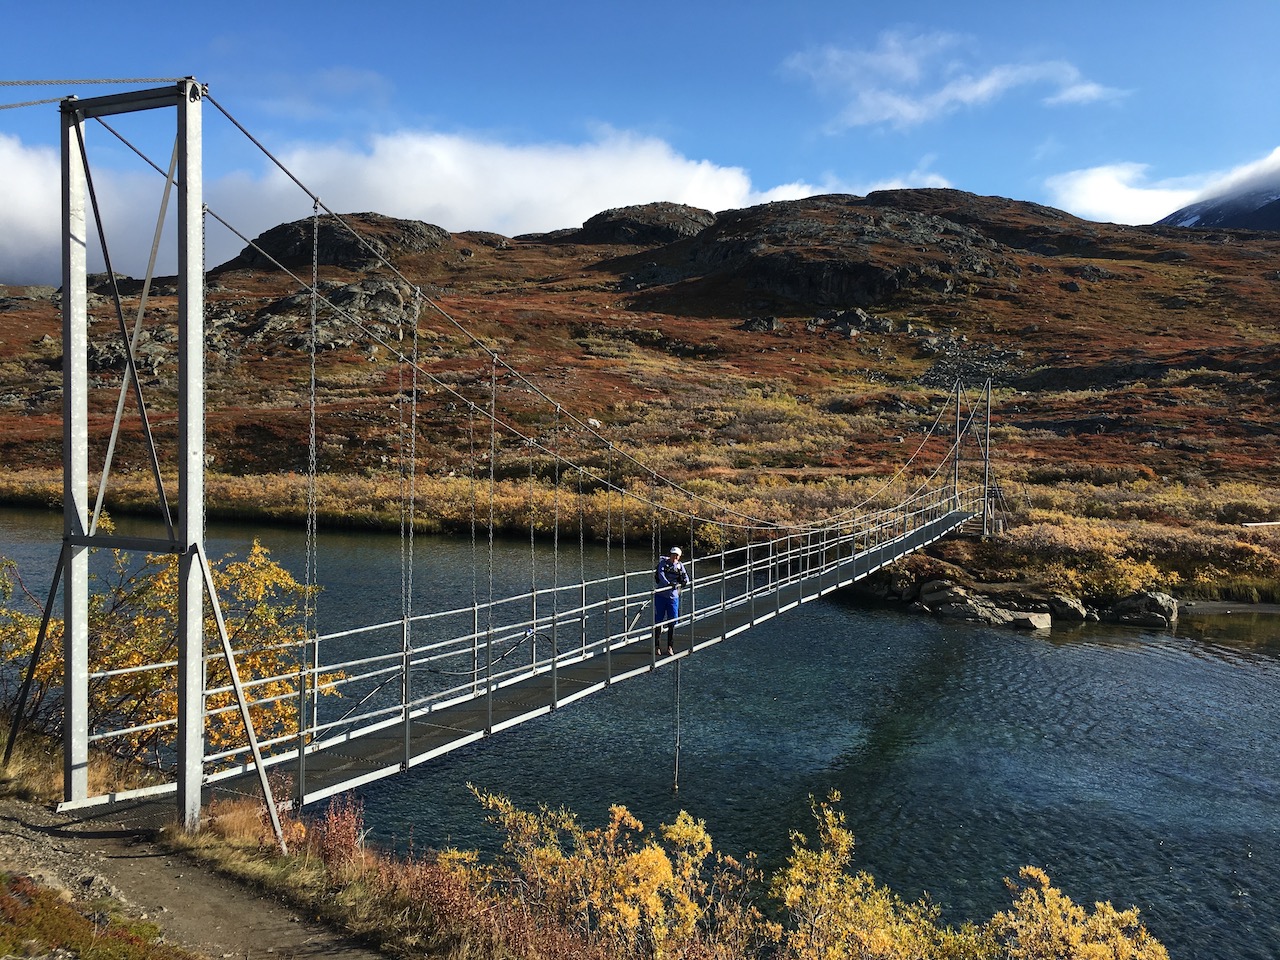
[[1, 193, 1279, 597], [158, 787, 1167, 960]]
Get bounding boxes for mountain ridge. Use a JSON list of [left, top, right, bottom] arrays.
[[1158, 174, 1280, 231], [3, 187, 1279, 496]]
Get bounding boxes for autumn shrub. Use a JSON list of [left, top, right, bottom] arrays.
[[318, 793, 364, 871], [469, 785, 780, 960], [989, 866, 1168, 960], [153, 783, 1176, 960], [772, 791, 989, 960], [0, 539, 340, 782]]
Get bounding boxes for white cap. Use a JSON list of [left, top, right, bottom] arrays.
[[668, 546, 682, 556]]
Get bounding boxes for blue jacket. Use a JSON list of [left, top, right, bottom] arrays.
[[655, 557, 689, 591]]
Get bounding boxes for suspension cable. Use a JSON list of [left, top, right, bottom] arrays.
[[305, 199, 320, 639], [95, 92, 982, 538], [194, 92, 838, 529], [0, 96, 65, 111], [0, 77, 186, 86]]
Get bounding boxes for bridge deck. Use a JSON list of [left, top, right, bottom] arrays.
[[203, 509, 976, 807]]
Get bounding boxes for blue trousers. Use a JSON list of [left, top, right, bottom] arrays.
[[654, 589, 680, 626]]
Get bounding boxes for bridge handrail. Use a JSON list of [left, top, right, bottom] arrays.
[[201, 481, 987, 767]]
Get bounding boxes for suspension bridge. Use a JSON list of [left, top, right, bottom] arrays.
[[1, 79, 1000, 845]]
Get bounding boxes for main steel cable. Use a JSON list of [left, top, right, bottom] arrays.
[[0, 96, 64, 110], [115, 95, 975, 537], [0, 77, 185, 86], [203, 91, 319, 204], [199, 91, 809, 530]]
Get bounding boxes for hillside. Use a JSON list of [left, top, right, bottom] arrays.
[[1158, 176, 1280, 231], [2, 189, 1279, 599]]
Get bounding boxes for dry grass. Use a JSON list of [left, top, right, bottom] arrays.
[[0, 724, 165, 804], [5, 194, 1280, 608], [160, 787, 1167, 960]]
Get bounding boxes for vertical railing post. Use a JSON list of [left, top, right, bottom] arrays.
[[401, 616, 411, 766], [719, 543, 727, 639], [472, 606, 480, 695], [776, 533, 785, 615], [983, 378, 992, 536], [296, 636, 307, 807], [622, 568, 630, 648], [485, 623, 493, 734], [59, 97, 89, 807], [953, 379, 962, 507], [686, 553, 696, 651], [175, 80, 205, 832]]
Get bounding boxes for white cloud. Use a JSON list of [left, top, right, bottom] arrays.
[[1044, 163, 1204, 224], [211, 127, 831, 256], [785, 30, 961, 91], [1182, 145, 1280, 202], [0, 127, 832, 283], [273, 129, 769, 235], [849, 159, 953, 194], [1045, 148, 1280, 224], [787, 32, 1123, 131], [0, 134, 61, 283]]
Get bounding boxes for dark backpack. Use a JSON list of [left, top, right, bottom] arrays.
[[655, 558, 674, 585]]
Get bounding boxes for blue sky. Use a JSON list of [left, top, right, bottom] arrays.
[[4, 0, 1280, 283]]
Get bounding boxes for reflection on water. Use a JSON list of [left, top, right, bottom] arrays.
[[3, 507, 1279, 959]]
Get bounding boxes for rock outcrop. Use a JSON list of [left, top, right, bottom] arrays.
[[562, 202, 715, 246], [674, 193, 1014, 309], [850, 572, 1182, 633], [245, 277, 417, 351], [221, 212, 451, 272], [854, 574, 1050, 630], [849, 568, 1187, 634], [914, 579, 1051, 630]]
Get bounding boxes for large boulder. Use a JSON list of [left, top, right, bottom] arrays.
[[932, 593, 1051, 630], [1048, 594, 1088, 622], [1106, 592, 1179, 628]]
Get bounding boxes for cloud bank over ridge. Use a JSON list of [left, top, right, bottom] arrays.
[[1, 127, 835, 284]]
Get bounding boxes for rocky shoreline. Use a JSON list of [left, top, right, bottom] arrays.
[[850, 568, 1182, 631]]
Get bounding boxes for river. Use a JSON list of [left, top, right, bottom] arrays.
[[2, 506, 1278, 958]]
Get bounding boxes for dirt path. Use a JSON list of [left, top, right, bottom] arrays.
[[0, 795, 385, 960]]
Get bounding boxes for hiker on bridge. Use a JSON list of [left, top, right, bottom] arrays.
[[654, 546, 690, 656]]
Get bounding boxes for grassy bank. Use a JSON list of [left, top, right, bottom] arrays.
[[0, 730, 1170, 960], [166, 788, 1170, 960], [6, 463, 1280, 608]]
